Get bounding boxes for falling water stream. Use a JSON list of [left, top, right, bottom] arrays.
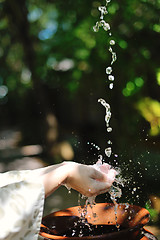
[[93, 0, 122, 204], [62, 0, 122, 233], [73, 0, 123, 233]]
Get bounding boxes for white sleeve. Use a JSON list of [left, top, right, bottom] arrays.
[[0, 173, 45, 240]]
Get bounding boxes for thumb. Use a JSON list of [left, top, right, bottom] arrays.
[[92, 180, 112, 194]]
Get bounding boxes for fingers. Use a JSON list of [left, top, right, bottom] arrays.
[[93, 178, 113, 192], [87, 166, 117, 197], [90, 167, 106, 182], [106, 169, 117, 182], [64, 162, 117, 198], [99, 163, 111, 174], [85, 179, 112, 197]]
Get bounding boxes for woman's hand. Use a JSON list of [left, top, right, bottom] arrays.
[[64, 162, 117, 197], [40, 161, 117, 198]]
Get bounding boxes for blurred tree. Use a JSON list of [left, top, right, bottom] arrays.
[[0, 0, 160, 165]]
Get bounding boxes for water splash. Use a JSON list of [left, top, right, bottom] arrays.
[[93, 158, 123, 202]]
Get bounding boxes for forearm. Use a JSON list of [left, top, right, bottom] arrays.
[[40, 162, 69, 197]]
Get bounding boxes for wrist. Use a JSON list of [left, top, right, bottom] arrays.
[[63, 162, 80, 186], [42, 163, 69, 197]]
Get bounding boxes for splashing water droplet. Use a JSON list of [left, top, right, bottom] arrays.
[[103, 22, 110, 31], [98, 98, 110, 109], [109, 46, 113, 53], [106, 66, 112, 74], [108, 75, 114, 81], [98, 155, 103, 161], [111, 53, 117, 65], [107, 127, 112, 132], [110, 40, 115, 45], [105, 147, 112, 157], [94, 0, 117, 91], [93, 22, 99, 32], [98, 6, 108, 20], [109, 83, 114, 89], [105, 112, 111, 126], [109, 185, 122, 200]]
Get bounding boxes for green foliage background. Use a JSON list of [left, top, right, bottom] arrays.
[[0, 0, 160, 208]]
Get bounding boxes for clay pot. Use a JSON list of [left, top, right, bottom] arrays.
[[39, 203, 157, 240]]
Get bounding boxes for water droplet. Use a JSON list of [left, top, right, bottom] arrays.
[[98, 155, 103, 161], [98, 6, 107, 12], [107, 127, 112, 132], [109, 83, 114, 89], [108, 75, 114, 81], [108, 140, 112, 144], [93, 26, 98, 32], [98, 6, 108, 20], [106, 66, 112, 74], [99, 20, 110, 31], [93, 22, 99, 32], [111, 52, 117, 65], [105, 112, 111, 124], [106, 0, 111, 4], [125, 203, 130, 209], [105, 147, 112, 157], [110, 40, 115, 45], [103, 22, 110, 31], [109, 46, 113, 53], [98, 98, 110, 108]]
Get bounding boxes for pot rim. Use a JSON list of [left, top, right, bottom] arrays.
[[39, 203, 150, 240], [40, 224, 142, 239]]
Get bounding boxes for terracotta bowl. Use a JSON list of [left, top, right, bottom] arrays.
[[39, 203, 157, 240]]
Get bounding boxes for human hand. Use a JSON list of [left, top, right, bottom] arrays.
[[40, 161, 117, 198], [93, 160, 118, 186], [64, 161, 117, 197]]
